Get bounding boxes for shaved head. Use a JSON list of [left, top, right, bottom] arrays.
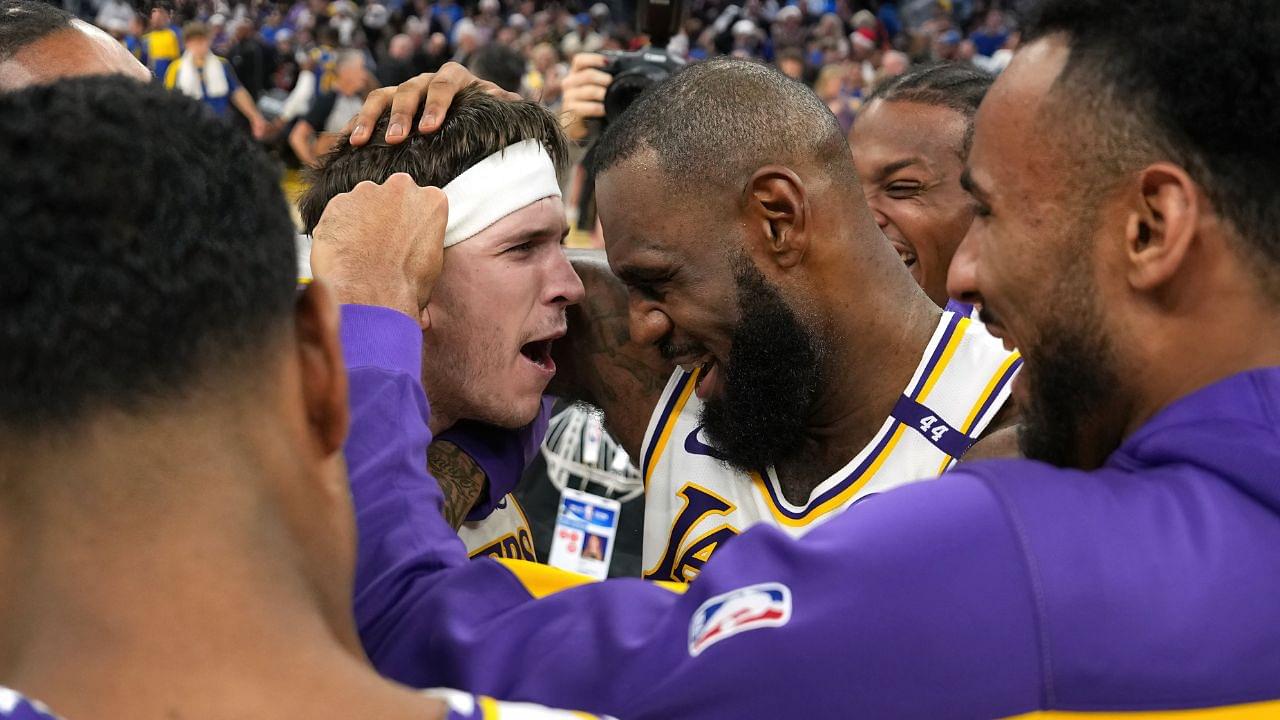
[[0, 2, 150, 92], [591, 58, 856, 193]]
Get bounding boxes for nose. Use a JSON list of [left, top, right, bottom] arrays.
[[868, 197, 890, 229], [947, 226, 982, 306], [547, 248, 587, 308], [628, 295, 673, 349]]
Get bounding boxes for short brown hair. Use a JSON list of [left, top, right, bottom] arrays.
[[182, 21, 209, 40], [298, 84, 568, 234]]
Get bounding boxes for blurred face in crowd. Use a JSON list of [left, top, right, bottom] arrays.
[[952, 36, 1123, 468], [335, 57, 366, 93], [0, 18, 151, 91], [186, 34, 211, 61], [598, 155, 833, 472], [424, 197, 584, 429], [851, 97, 973, 306], [777, 56, 804, 81]]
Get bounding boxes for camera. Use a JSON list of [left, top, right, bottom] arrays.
[[598, 0, 688, 122]]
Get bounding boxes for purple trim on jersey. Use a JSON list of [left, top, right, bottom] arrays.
[[969, 357, 1022, 432], [755, 313, 962, 520], [905, 311, 962, 399], [438, 396, 554, 523], [943, 298, 975, 318], [641, 370, 696, 479], [889, 394, 975, 458], [757, 416, 900, 520], [0, 690, 59, 720]]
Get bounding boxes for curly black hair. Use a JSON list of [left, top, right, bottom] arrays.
[[0, 76, 297, 431], [0, 0, 73, 62], [865, 62, 993, 158], [1025, 0, 1280, 291]]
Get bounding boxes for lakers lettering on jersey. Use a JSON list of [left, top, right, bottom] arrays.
[[639, 311, 1022, 582], [458, 494, 538, 562]]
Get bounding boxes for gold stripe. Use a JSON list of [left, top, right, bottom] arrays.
[[916, 317, 970, 403], [643, 368, 700, 490], [1004, 700, 1280, 719], [935, 350, 1022, 476], [757, 423, 908, 527], [496, 558, 687, 598], [478, 695, 500, 720]]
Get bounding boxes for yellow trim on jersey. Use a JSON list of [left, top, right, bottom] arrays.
[[643, 483, 737, 579], [916, 317, 971, 403], [643, 367, 700, 490], [935, 349, 1022, 475], [478, 695, 501, 720], [1003, 700, 1280, 719], [755, 422, 909, 527], [753, 320, 967, 527], [496, 558, 687, 598]]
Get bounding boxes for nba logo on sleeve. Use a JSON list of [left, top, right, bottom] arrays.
[[688, 582, 792, 657]]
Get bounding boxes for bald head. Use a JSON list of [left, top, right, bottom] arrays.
[[591, 58, 857, 194], [0, 2, 150, 92]]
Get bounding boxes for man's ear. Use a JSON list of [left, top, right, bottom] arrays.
[[295, 280, 349, 456], [744, 165, 809, 270], [1124, 162, 1200, 291]]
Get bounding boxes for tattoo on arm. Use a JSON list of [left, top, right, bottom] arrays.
[[428, 440, 489, 529], [548, 249, 673, 460]]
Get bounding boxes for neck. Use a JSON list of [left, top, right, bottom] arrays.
[[0, 419, 439, 719], [775, 227, 940, 494]]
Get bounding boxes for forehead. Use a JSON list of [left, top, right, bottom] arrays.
[[456, 195, 566, 251], [968, 37, 1070, 195], [852, 99, 969, 172], [0, 21, 151, 91]]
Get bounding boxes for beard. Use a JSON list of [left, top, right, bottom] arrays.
[[1015, 255, 1123, 469], [699, 259, 827, 473]]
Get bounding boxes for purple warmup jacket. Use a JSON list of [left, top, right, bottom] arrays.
[[342, 305, 1280, 719]]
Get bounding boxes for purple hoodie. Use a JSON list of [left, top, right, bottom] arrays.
[[343, 304, 1280, 718]]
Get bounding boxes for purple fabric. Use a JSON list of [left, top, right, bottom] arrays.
[[340, 304, 470, 665], [943, 297, 975, 317], [345, 305, 1280, 716], [437, 396, 554, 522], [0, 690, 59, 720]]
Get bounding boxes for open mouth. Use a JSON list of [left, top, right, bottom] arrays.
[[890, 239, 917, 268], [675, 355, 721, 400], [520, 339, 555, 371]]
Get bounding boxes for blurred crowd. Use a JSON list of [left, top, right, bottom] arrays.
[[71, 0, 1018, 160]]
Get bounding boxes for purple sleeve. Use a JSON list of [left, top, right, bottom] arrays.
[[435, 397, 554, 522], [363, 471, 1045, 719], [339, 305, 471, 660]]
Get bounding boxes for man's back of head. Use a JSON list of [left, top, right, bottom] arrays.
[[0, 76, 371, 719]]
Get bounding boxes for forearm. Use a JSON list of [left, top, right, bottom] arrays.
[[289, 123, 317, 166], [548, 249, 672, 459], [231, 87, 261, 122]]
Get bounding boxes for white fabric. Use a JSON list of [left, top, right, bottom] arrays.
[[175, 53, 229, 100], [441, 139, 561, 248]]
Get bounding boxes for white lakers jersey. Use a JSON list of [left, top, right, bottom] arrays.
[[458, 495, 538, 562], [639, 312, 1021, 582]]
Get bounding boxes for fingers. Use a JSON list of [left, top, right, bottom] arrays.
[[418, 62, 477, 133], [346, 85, 399, 146], [569, 52, 609, 72]]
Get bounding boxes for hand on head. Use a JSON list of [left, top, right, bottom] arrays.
[[309, 173, 447, 328]]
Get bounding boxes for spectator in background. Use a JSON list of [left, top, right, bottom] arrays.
[[467, 42, 523, 94], [142, 3, 182, 81], [524, 42, 565, 106], [560, 11, 604, 57], [289, 50, 370, 166], [165, 22, 268, 139], [377, 33, 417, 86], [227, 19, 276, 102], [418, 32, 452, 74], [878, 49, 910, 82], [771, 5, 806, 53], [969, 9, 1010, 58], [775, 47, 809, 85]]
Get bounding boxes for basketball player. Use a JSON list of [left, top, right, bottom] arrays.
[[314, 0, 1280, 716], [297, 86, 584, 565], [852, 63, 993, 312], [349, 60, 1022, 586], [0, 67, 600, 720]]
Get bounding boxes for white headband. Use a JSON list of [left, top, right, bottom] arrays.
[[442, 139, 561, 247]]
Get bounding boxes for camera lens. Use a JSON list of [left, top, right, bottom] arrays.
[[604, 63, 674, 120]]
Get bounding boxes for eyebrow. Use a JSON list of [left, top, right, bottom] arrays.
[[872, 157, 924, 182], [614, 263, 672, 285], [960, 167, 989, 201]]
